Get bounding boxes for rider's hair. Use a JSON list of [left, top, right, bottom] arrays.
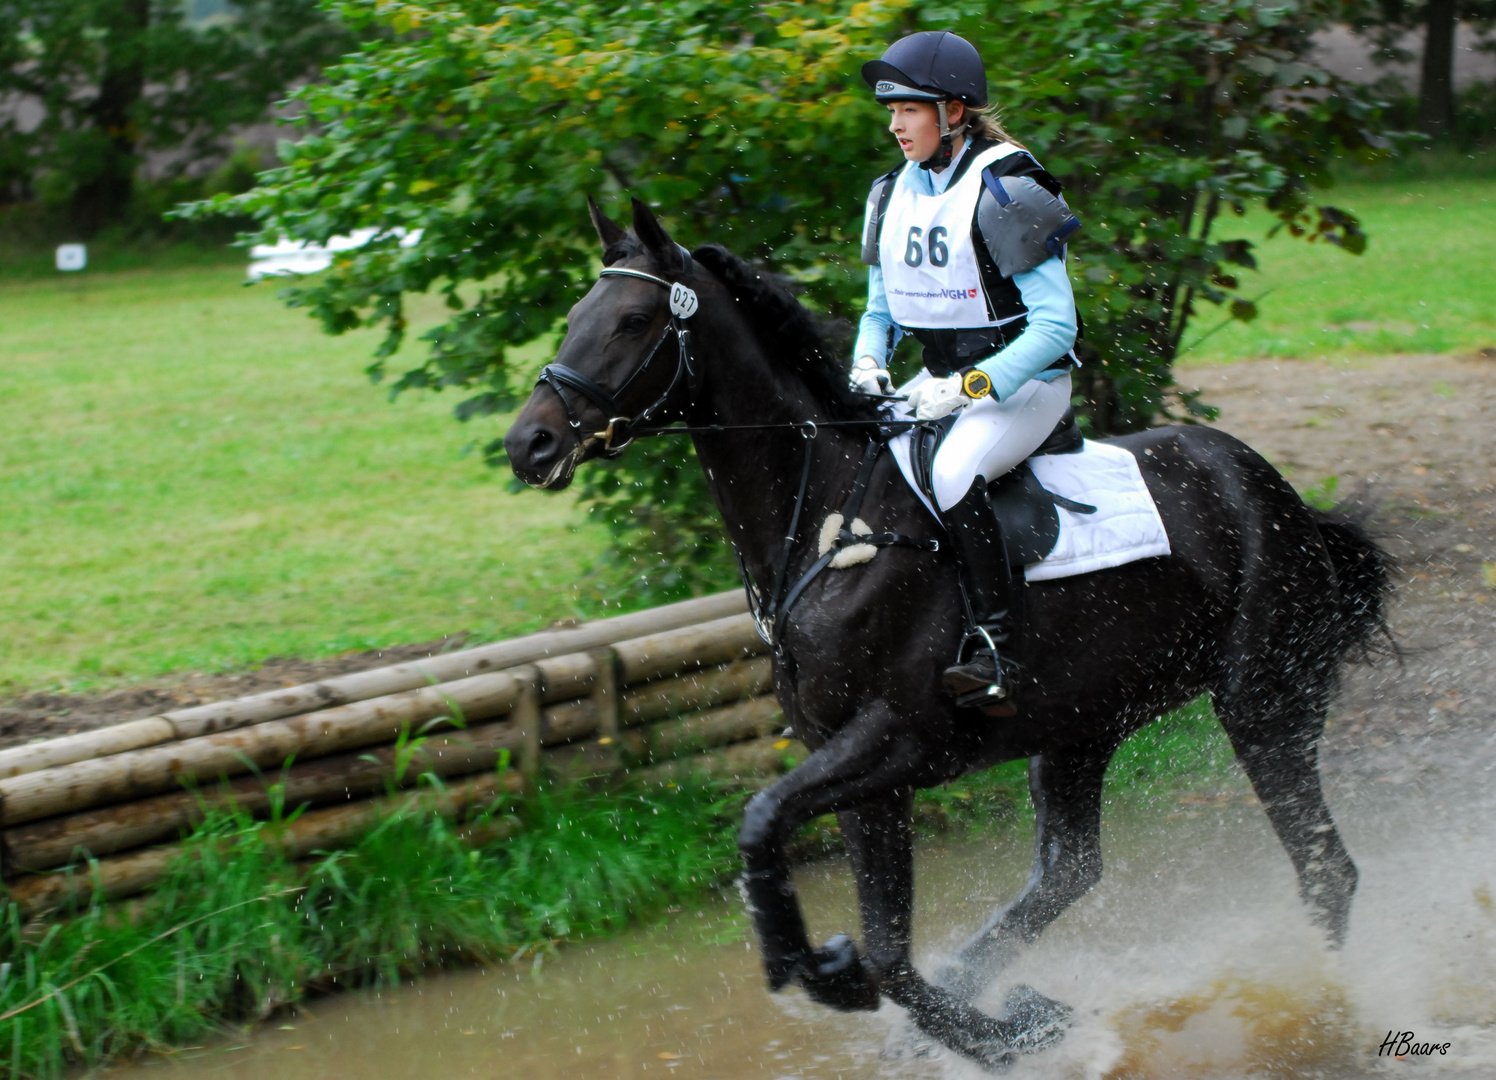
[[957, 103, 1026, 150]]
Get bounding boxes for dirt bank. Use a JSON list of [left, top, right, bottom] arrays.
[[4, 350, 1492, 761], [1181, 349, 1496, 780], [0, 635, 475, 750]]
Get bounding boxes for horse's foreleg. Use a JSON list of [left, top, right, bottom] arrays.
[[737, 700, 917, 996], [935, 744, 1114, 1002], [739, 704, 1070, 1068]]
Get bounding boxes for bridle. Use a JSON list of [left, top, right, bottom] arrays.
[[534, 255, 702, 459]]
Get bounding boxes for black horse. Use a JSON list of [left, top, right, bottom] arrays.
[[505, 199, 1393, 1068]]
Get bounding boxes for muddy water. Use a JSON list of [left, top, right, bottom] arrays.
[[111, 768, 1496, 1080]]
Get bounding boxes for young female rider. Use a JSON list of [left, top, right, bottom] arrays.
[[851, 31, 1083, 715]]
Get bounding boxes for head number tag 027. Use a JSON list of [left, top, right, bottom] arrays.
[[669, 282, 699, 319]]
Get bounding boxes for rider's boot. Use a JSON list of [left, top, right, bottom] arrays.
[[939, 478, 1023, 716]]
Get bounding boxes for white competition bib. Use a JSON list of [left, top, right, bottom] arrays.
[[878, 143, 1023, 330]]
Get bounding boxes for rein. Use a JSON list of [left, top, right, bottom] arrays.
[[535, 259, 940, 652]]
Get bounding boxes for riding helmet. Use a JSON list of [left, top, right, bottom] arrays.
[[862, 31, 988, 108]]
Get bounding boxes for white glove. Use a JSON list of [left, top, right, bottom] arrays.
[[849, 355, 892, 395], [904, 374, 968, 420]]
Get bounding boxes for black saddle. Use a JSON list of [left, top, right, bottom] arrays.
[[910, 407, 1095, 568]]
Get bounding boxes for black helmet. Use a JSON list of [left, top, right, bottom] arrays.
[[862, 31, 988, 108]]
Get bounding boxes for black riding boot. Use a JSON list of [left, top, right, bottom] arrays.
[[940, 479, 1023, 715]]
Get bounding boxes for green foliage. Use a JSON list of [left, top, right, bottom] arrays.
[[572, 438, 745, 605], [179, 0, 1395, 583], [1342, 0, 1496, 134], [976, 0, 1391, 431], [0, 778, 739, 1078], [0, 0, 349, 233], [1374, 78, 1496, 150]]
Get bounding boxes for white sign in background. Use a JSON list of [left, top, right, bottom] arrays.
[[247, 228, 421, 281], [55, 244, 87, 271]]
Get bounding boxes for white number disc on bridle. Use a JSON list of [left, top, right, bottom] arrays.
[[669, 282, 699, 319]]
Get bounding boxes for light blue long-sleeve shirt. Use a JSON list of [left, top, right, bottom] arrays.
[[853, 157, 1079, 402]]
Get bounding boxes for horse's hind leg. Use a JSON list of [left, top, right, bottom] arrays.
[[1217, 696, 1358, 946], [934, 743, 1115, 1002]]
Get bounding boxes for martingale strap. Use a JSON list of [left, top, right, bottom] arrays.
[[744, 437, 940, 651]]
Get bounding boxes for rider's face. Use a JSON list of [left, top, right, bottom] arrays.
[[886, 100, 964, 166]]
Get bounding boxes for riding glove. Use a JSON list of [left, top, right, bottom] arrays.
[[850, 355, 893, 396], [905, 374, 968, 421]]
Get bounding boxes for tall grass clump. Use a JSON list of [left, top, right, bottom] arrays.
[[0, 778, 740, 1079]]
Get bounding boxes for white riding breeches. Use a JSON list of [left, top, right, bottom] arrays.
[[898, 372, 1074, 511]]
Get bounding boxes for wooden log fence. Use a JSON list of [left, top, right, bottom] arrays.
[[0, 590, 748, 780], [0, 593, 809, 916]]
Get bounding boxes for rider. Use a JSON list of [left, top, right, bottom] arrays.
[[851, 31, 1082, 715]]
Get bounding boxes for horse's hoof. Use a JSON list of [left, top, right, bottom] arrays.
[[798, 934, 881, 1012], [1001, 984, 1072, 1053], [960, 1038, 1018, 1072]]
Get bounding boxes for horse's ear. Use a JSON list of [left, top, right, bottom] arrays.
[[630, 197, 684, 275], [587, 196, 627, 252]]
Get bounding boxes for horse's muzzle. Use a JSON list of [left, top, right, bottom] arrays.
[[504, 418, 583, 491]]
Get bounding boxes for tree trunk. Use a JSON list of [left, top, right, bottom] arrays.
[[70, 0, 150, 234], [1418, 0, 1458, 136]]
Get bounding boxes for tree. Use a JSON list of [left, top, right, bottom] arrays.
[[180, 0, 1393, 595], [1347, 0, 1496, 135], [0, 0, 351, 233]]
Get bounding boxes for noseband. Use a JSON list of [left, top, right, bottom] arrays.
[[535, 258, 701, 458]]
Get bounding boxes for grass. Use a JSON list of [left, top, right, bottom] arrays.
[[1180, 151, 1496, 364], [0, 777, 741, 1079], [0, 262, 611, 693]]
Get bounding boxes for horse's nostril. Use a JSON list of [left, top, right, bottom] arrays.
[[528, 427, 556, 463]]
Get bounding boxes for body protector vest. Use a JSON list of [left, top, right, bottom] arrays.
[[863, 140, 1082, 376]]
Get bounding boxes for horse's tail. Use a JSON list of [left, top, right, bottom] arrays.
[[1310, 507, 1398, 664]]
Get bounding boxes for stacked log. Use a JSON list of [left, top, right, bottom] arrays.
[[0, 592, 808, 916]]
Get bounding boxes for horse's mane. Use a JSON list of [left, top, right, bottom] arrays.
[[601, 234, 878, 423], [691, 244, 879, 422]]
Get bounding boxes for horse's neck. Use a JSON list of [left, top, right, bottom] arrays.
[[686, 311, 863, 586]]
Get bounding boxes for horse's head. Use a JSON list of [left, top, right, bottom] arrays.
[[505, 198, 700, 490]]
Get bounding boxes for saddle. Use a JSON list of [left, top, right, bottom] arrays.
[[909, 408, 1096, 567]]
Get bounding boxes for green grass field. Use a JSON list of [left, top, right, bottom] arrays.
[[0, 264, 605, 692], [1181, 161, 1496, 363], [1, 157, 1490, 693]]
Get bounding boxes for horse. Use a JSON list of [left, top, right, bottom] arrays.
[[504, 198, 1394, 1069]]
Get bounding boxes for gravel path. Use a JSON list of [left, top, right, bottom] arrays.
[[1182, 349, 1496, 781]]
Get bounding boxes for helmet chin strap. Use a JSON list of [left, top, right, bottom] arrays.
[[919, 99, 967, 171]]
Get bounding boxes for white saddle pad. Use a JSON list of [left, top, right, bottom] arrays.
[[888, 434, 1172, 582]]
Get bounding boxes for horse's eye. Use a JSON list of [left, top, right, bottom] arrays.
[[620, 312, 652, 334]]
